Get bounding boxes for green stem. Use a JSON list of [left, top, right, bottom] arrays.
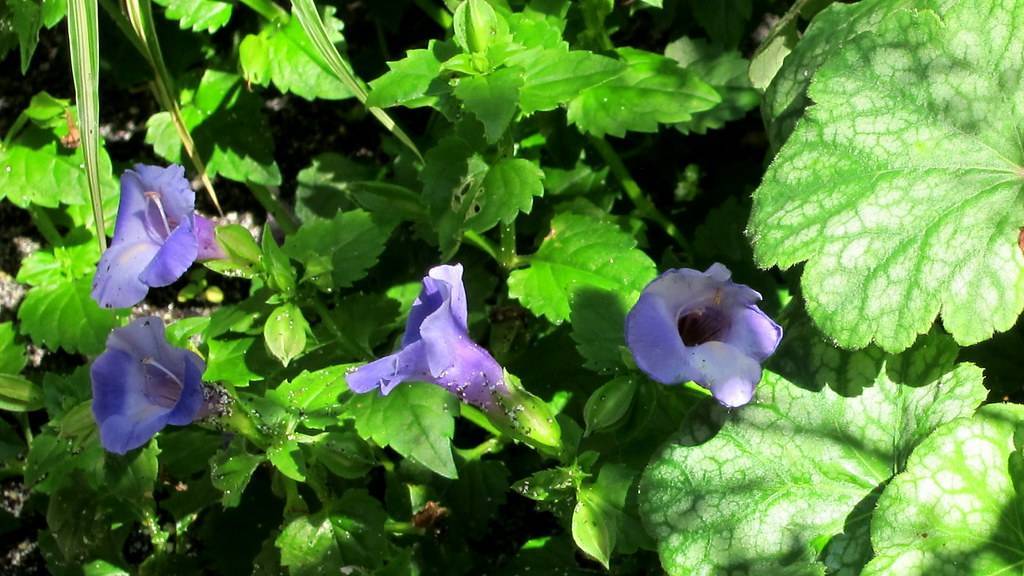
[[456, 437, 503, 461], [411, 0, 452, 29], [2, 112, 29, 149], [29, 207, 64, 246], [248, 184, 299, 235], [385, 520, 426, 536], [308, 296, 363, 355], [498, 222, 519, 270], [589, 136, 689, 250], [460, 404, 504, 438], [223, 400, 270, 450], [463, 230, 499, 262], [239, 0, 289, 23]]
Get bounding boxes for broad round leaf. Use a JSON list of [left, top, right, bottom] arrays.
[[750, 3, 1024, 352]]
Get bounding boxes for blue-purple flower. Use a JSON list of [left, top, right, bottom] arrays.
[[91, 164, 224, 309], [625, 263, 782, 407], [347, 264, 510, 412], [91, 316, 205, 454]]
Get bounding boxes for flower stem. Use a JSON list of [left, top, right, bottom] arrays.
[[29, 207, 64, 246], [238, 0, 289, 23], [499, 222, 520, 270], [411, 0, 452, 29], [248, 184, 299, 235], [588, 136, 689, 250], [463, 230, 499, 262]]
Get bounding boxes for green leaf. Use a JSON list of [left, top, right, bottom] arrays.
[[267, 439, 306, 481], [420, 137, 489, 256], [863, 404, 1024, 575], [210, 440, 264, 508], [346, 382, 458, 479], [453, 67, 523, 143], [266, 364, 352, 429], [104, 441, 160, 508], [748, 20, 797, 91], [10, 0, 42, 73], [239, 9, 351, 101], [276, 512, 343, 574], [665, 37, 759, 134], [282, 210, 395, 292], [82, 560, 129, 576], [276, 490, 395, 574], [263, 303, 308, 367], [468, 158, 544, 232], [365, 42, 452, 109], [0, 322, 27, 374], [688, 0, 751, 48], [153, 0, 232, 32], [146, 70, 281, 186], [569, 286, 632, 373], [294, 153, 425, 224], [0, 373, 43, 412], [640, 332, 987, 575], [508, 213, 657, 324], [750, 4, 1024, 352], [204, 337, 262, 387], [0, 124, 118, 208], [567, 48, 719, 138], [572, 464, 634, 568], [261, 227, 296, 297], [514, 48, 625, 114], [762, 0, 907, 149], [307, 428, 375, 479], [18, 276, 117, 354]]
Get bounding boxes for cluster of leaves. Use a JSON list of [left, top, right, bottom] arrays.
[[2, 0, 1024, 574]]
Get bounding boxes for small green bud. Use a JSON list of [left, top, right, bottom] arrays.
[[494, 371, 563, 453], [454, 0, 503, 54]]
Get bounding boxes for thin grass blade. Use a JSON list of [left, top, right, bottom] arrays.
[[67, 0, 106, 250], [290, 0, 424, 162], [122, 0, 223, 214]]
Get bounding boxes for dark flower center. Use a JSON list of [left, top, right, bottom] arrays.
[[142, 356, 184, 408], [677, 307, 730, 347]]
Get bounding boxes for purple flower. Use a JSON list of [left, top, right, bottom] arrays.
[[625, 263, 782, 407], [91, 316, 205, 454], [91, 164, 224, 309], [347, 264, 509, 413]]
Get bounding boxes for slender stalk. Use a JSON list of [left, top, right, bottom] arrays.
[[462, 230, 499, 262], [589, 136, 688, 250], [498, 222, 519, 270], [1, 112, 29, 149], [384, 520, 426, 536], [29, 207, 64, 246], [412, 0, 452, 29], [456, 437, 503, 461], [248, 184, 299, 235], [240, 0, 290, 23]]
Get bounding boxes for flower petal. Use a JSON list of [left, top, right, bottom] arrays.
[[132, 164, 195, 225], [688, 341, 763, 408], [724, 305, 783, 362], [91, 239, 161, 308], [402, 264, 468, 347], [91, 347, 172, 454], [166, 351, 205, 425], [138, 218, 198, 287], [346, 340, 431, 394], [625, 286, 692, 384], [194, 214, 225, 260], [112, 169, 158, 246]]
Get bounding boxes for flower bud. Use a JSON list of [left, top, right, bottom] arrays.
[[454, 0, 504, 54]]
